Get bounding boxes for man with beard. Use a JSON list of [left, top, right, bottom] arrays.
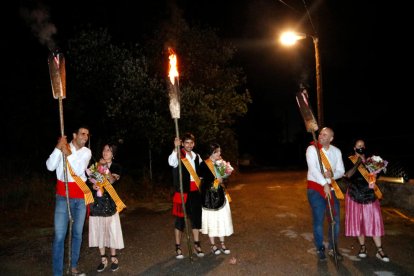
[[46, 125, 92, 276]]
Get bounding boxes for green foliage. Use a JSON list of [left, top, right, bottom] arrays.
[[106, 54, 172, 151], [64, 13, 251, 176], [144, 20, 252, 159], [2, 7, 252, 213], [0, 158, 55, 211]]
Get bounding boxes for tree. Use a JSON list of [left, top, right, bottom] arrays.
[[65, 13, 251, 179], [144, 11, 252, 163]]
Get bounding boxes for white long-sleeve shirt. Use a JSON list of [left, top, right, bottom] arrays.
[[46, 142, 92, 182], [168, 150, 201, 181], [306, 144, 345, 186]]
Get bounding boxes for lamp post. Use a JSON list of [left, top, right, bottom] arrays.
[[280, 31, 324, 127]]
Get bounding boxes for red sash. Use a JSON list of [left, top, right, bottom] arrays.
[[307, 180, 336, 217]]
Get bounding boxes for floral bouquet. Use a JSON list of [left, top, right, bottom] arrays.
[[365, 155, 388, 175], [215, 159, 234, 178], [364, 155, 388, 189], [86, 162, 110, 197], [213, 159, 234, 201]]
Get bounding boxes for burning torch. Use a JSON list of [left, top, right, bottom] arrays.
[[48, 49, 74, 274], [167, 48, 193, 261]]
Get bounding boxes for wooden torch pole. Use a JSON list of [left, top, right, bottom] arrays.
[[296, 88, 338, 269], [48, 50, 74, 275], [168, 49, 193, 261]]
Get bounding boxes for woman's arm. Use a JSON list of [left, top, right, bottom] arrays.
[[344, 157, 362, 179], [108, 163, 122, 184]]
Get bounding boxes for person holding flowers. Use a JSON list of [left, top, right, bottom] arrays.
[[88, 143, 126, 272], [343, 139, 389, 262], [199, 143, 234, 255]]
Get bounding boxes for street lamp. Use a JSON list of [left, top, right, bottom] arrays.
[[280, 31, 324, 127]]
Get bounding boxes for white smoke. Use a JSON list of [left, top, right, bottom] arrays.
[[20, 5, 57, 50]]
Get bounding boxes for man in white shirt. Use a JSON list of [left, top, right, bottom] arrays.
[[306, 127, 345, 261], [46, 126, 91, 276], [168, 132, 204, 259]]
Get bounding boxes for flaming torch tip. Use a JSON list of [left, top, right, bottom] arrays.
[[168, 48, 180, 119]]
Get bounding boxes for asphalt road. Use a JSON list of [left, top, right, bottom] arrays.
[[3, 170, 414, 275]]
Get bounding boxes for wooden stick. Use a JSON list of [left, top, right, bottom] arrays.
[[312, 131, 338, 269], [49, 50, 73, 274], [296, 89, 338, 268], [58, 98, 74, 275], [174, 119, 194, 262]]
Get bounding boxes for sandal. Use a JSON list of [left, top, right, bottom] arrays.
[[358, 244, 367, 258], [110, 255, 119, 271], [175, 244, 184, 259], [97, 255, 108, 272], [220, 241, 231, 255], [194, 241, 205, 257], [211, 244, 221, 255], [376, 247, 390, 262]]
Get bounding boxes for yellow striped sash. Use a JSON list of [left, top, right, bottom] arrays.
[[66, 162, 94, 205], [205, 159, 231, 203], [97, 178, 127, 213], [320, 150, 345, 199], [205, 159, 220, 189], [181, 157, 201, 190]]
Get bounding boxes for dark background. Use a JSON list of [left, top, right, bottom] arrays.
[[2, 0, 412, 177]]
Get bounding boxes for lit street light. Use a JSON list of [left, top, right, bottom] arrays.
[[280, 31, 324, 127]]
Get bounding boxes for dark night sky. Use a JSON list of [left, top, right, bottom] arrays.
[[2, 0, 413, 175]]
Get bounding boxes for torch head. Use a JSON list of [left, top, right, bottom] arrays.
[[296, 89, 319, 132], [168, 48, 180, 119], [48, 49, 66, 99]]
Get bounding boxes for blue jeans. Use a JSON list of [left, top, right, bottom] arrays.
[[307, 189, 340, 250], [53, 195, 86, 276]]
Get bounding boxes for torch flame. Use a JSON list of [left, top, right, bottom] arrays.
[[167, 47, 180, 119], [168, 48, 179, 85]]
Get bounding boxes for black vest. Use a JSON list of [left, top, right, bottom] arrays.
[[172, 151, 200, 193]]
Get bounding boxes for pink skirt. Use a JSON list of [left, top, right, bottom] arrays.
[[345, 192, 384, 237]]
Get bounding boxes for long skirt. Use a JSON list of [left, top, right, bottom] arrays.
[[201, 198, 234, 237], [345, 192, 384, 237], [89, 212, 124, 249]]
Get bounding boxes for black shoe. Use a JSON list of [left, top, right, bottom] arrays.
[[194, 241, 205, 257], [317, 246, 326, 261], [376, 247, 390, 262], [220, 242, 231, 255], [110, 255, 119, 271], [175, 244, 184, 259], [97, 255, 108, 273], [211, 244, 221, 255], [358, 244, 367, 258]]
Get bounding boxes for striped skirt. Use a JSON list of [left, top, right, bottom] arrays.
[[345, 192, 384, 237]]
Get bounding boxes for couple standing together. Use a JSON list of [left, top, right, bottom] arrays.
[[306, 127, 389, 263], [46, 126, 124, 276], [168, 132, 234, 259]]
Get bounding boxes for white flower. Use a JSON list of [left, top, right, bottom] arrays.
[[372, 155, 382, 162], [365, 155, 388, 175]]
